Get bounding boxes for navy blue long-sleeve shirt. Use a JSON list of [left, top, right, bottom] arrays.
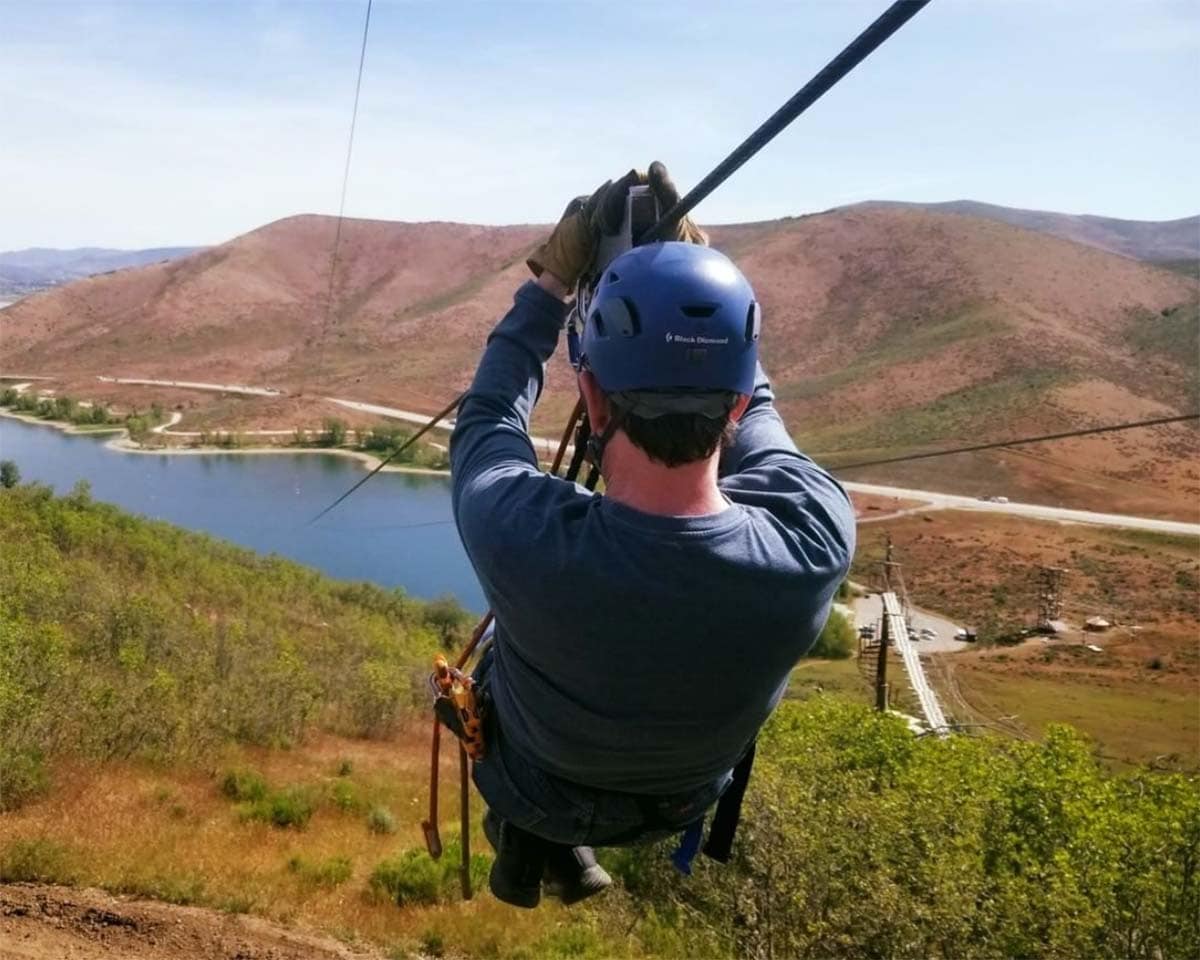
[[450, 281, 855, 795]]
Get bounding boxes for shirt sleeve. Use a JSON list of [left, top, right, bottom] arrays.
[[718, 362, 857, 565], [450, 281, 580, 570]]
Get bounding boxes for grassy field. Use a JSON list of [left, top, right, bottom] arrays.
[[0, 733, 620, 959]]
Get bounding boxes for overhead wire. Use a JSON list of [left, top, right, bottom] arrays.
[[826, 413, 1199, 472], [302, 0, 374, 399]]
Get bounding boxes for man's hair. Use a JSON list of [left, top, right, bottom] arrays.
[[617, 407, 739, 467]]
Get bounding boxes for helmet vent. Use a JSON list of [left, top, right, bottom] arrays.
[[606, 271, 621, 284], [681, 304, 718, 318], [593, 297, 639, 339], [745, 302, 762, 342]]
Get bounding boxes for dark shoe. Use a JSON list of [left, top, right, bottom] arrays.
[[543, 844, 612, 906], [486, 814, 545, 909]]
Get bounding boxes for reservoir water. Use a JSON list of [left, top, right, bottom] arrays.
[[0, 417, 486, 610]]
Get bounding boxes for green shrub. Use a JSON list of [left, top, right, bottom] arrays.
[[329, 779, 359, 812], [0, 487, 437, 801], [368, 838, 489, 907], [287, 854, 353, 887], [239, 786, 316, 829], [366, 805, 397, 835], [808, 607, 856, 659], [0, 748, 47, 810], [0, 460, 19, 490], [0, 838, 76, 883], [613, 700, 1200, 960], [220, 768, 267, 803], [369, 849, 442, 906], [419, 929, 445, 958]]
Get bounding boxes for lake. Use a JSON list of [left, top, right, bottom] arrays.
[[0, 416, 487, 611]]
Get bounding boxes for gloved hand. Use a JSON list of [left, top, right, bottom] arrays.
[[527, 161, 707, 287]]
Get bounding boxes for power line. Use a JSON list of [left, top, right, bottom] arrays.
[[827, 413, 1199, 472], [304, 0, 373, 397]]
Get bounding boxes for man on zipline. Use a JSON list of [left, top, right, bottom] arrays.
[[450, 162, 855, 908]]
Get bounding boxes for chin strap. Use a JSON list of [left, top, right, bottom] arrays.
[[584, 408, 625, 472]]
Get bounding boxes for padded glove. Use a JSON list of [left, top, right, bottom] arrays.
[[527, 161, 706, 286]]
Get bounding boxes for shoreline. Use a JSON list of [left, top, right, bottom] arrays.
[[0, 408, 453, 478]]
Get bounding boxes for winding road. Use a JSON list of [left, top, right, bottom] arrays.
[[5, 374, 1195, 537]]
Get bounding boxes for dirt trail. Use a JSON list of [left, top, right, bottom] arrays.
[[0, 884, 384, 960]]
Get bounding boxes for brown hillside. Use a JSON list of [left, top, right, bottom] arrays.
[[1, 209, 1196, 517]]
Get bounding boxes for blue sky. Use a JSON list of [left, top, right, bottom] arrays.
[[2, 0, 1197, 249]]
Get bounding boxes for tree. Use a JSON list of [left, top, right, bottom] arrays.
[[0, 460, 19, 489], [321, 418, 347, 447], [126, 416, 150, 444], [808, 607, 856, 658]]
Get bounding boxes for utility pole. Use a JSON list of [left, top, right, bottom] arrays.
[[875, 608, 890, 712]]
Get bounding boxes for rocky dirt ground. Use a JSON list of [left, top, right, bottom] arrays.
[[0, 884, 385, 960]]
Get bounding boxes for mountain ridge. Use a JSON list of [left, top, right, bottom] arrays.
[[1, 205, 1195, 517]]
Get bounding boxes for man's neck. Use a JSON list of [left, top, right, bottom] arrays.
[[599, 433, 728, 517]]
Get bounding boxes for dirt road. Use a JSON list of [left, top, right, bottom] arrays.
[[0, 883, 383, 960]]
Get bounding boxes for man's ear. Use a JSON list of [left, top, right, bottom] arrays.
[[578, 370, 611, 433], [728, 393, 752, 424]]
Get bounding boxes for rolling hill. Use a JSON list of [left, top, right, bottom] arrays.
[[1, 207, 1196, 518], [847, 200, 1199, 262], [0, 246, 204, 298]]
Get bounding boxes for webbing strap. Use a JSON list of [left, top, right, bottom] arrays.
[[702, 740, 757, 863]]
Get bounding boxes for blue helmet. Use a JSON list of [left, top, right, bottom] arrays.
[[580, 243, 760, 411]]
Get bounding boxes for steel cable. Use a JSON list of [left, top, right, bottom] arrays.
[[826, 413, 1199, 472]]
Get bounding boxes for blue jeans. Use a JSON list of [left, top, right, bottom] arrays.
[[472, 648, 731, 847]]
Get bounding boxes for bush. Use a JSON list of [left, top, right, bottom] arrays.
[[368, 838, 489, 906], [239, 786, 316, 829], [369, 849, 442, 906], [613, 700, 1200, 960], [0, 486, 438, 805], [329, 779, 360, 812], [220, 768, 267, 803], [321, 418, 347, 447], [0, 748, 47, 810], [287, 854, 352, 887], [126, 416, 150, 443], [366, 805, 397, 835], [0, 838, 76, 884], [808, 607, 856, 659], [0, 460, 19, 489]]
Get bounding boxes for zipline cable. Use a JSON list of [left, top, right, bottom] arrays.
[[304, 0, 373, 397], [827, 413, 1199, 472], [308, 391, 461, 524], [308, 0, 933, 521], [640, 0, 932, 243]]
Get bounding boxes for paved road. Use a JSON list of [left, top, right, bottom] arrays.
[[30, 373, 1200, 536], [842, 481, 1199, 537], [851, 593, 971, 654]]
